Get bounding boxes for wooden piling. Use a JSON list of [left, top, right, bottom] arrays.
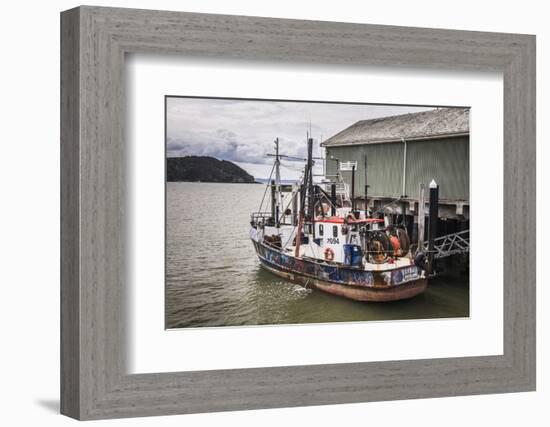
[[412, 214, 418, 244], [417, 183, 426, 250], [428, 180, 439, 274]]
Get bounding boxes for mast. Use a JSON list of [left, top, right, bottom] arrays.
[[266, 137, 309, 232], [295, 137, 314, 256], [294, 184, 305, 257], [307, 137, 315, 237], [364, 153, 369, 214], [274, 138, 281, 228], [270, 179, 276, 223], [351, 164, 356, 216], [330, 183, 337, 216]]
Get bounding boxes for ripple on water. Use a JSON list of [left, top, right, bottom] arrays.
[[165, 183, 469, 328]]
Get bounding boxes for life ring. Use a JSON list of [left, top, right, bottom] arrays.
[[324, 247, 335, 262]]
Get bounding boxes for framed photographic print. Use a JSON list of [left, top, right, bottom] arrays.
[[61, 6, 535, 420], [164, 98, 470, 330]]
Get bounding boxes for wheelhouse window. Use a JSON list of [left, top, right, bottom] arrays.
[[319, 224, 324, 236], [333, 225, 338, 237]]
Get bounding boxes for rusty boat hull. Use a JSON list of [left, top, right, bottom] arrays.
[[252, 240, 427, 302]]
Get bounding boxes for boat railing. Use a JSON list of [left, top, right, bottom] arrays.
[[250, 211, 275, 227], [321, 181, 349, 194], [320, 178, 350, 201]]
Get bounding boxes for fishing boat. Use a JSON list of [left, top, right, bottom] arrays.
[[249, 137, 428, 302]]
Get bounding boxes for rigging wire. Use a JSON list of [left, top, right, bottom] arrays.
[[279, 160, 307, 173], [257, 163, 276, 213]]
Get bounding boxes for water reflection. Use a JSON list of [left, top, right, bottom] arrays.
[[166, 182, 469, 329]]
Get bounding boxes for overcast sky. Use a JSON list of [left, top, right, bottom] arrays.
[[166, 97, 433, 180]]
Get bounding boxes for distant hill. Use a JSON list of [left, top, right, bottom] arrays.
[[167, 156, 256, 183]]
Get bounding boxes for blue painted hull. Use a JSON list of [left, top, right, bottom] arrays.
[[251, 240, 427, 302]]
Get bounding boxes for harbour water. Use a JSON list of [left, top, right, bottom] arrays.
[[166, 182, 469, 329]]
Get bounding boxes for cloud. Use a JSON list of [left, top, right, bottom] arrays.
[[166, 128, 269, 164], [166, 97, 434, 178]]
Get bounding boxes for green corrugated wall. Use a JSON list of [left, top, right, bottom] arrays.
[[324, 136, 469, 201]]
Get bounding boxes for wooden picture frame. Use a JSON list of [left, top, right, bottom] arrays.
[[60, 6, 536, 420]]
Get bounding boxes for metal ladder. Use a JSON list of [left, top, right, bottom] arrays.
[[422, 230, 469, 259]]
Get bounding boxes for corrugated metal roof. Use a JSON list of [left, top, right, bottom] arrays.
[[321, 107, 469, 147]]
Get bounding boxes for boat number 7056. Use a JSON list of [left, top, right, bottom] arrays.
[[326, 238, 340, 244]]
